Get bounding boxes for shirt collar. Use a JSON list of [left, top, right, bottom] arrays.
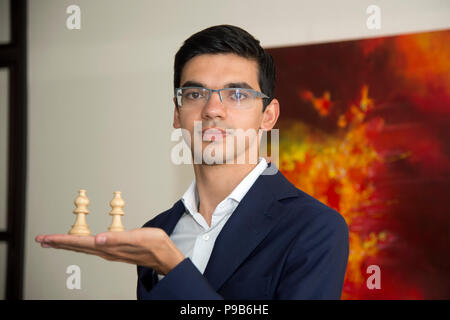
[[181, 157, 268, 216], [227, 157, 268, 202]]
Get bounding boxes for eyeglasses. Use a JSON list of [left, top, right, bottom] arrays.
[[175, 87, 270, 109]]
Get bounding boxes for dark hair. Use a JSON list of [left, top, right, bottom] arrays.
[[174, 25, 276, 111]]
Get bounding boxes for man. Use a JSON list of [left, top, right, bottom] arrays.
[[36, 25, 349, 300]]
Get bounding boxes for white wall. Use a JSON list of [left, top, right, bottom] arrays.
[[24, 0, 450, 299]]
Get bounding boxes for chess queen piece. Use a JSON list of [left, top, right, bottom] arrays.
[[108, 191, 125, 232], [69, 189, 91, 236]]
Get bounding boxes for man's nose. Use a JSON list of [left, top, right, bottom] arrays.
[[202, 90, 226, 119]]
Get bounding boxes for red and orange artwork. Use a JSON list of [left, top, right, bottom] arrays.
[[267, 29, 450, 299]]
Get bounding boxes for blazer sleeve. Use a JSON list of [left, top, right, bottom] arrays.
[[138, 258, 224, 300], [275, 209, 349, 299]]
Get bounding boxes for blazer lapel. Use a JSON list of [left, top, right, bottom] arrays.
[[203, 163, 300, 291], [151, 200, 186, 236]]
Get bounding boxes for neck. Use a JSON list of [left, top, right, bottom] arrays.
[[193, 158, 259, 226]]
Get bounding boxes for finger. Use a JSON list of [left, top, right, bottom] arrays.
[[42, 233, 136, 257], [94, 229, 140, 246], [35, 235, 46, 243], [48, 243, 101, 255], [40, 234, 96, 250], [49, 243, 124, 263], [94, 230, 158, 261], [36, 234, 69, 243], [43, 236, 155, 267], [37, 234, 143, 264], [48, 241, 146, 266], [96, 227, 167, 246]]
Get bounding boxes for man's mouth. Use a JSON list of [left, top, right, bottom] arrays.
[[202, 127, 228, 142]]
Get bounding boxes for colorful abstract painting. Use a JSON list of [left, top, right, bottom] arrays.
[[267, 29, 450, 299]]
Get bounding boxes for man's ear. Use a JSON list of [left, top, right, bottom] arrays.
[[260, 98, 280, 131], [173, 98, 181, 129]]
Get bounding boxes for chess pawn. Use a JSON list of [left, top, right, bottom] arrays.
[[108, 191, 125, 232], [69, 189, 91, 236]]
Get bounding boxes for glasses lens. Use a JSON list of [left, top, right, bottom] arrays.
[[178, 87, 208, 107], [221, 88, 254, 108]]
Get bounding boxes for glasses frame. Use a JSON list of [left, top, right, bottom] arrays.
[[174, 86, 270, 108]]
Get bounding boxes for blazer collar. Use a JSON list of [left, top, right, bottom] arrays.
[[153, 162, 300, 291]]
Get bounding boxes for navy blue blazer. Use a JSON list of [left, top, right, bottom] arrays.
[[137, 163, 349, 299]]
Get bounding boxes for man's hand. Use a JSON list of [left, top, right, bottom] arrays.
[[35, 228, 185, 275]]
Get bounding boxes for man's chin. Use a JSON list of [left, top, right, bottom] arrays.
[[192, 150, 236, 165], [197, 156, 235, 165]]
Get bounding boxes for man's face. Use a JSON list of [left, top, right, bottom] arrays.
[[173, 53, 271, 165]]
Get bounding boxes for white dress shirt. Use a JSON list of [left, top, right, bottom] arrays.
[[158, 157, 268, 280]]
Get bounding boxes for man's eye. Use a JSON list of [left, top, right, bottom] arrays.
[[230, 90, 249, 100], [184, 90, 204, 99]]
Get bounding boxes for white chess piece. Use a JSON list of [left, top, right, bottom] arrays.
[[69, 189, 91, 236], [108, 191, 125, 232]]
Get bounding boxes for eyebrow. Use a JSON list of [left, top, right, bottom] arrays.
[[224, 82, 254, 90], [180, 81, 255, 90], [180, 81, 205, 88]]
